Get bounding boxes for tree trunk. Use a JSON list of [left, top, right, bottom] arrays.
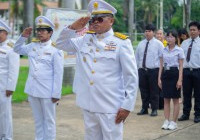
[[160, 0, 163, 30], [128, 0, 134, 41], [183, 0, 191, 29], [23, 0, 34, 42]]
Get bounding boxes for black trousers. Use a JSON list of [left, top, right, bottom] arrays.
[[138, 68, 160, 110], [183, 68, 200, 117]]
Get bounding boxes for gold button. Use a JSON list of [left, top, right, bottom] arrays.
[[96, 49, 99, 52], [91, 70, 95, 74], [94, 59, 97, 63], [83, 57, 86, 62], [90, 81, 94, 85]]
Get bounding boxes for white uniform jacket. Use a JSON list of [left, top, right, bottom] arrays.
[[56, 28, 138, 113], [0, 40, 19, 92], [14, 36, 64, 99]]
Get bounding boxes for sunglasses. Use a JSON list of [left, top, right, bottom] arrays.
[[36, 28, 47, 32], [90, 15, 111, 24]]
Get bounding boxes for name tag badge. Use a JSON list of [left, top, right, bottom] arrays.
[[104, 46, 116, 51], [86, 43, 92, 46], [44, 52, 52, 56], [104, 41, 117, 51]]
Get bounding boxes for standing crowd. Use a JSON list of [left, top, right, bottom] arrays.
[[0, 0, 200, 140], [135, 21, 200, 131]]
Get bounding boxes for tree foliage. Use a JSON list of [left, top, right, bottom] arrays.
[[1, 0, 199, 33], [105, 0, 199, 33]]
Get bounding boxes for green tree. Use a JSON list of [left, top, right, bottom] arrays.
[[163, 0, 182, 30], [191, 0, 200, 21], [105, 0, 128, 32]]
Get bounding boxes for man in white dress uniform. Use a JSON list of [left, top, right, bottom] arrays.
[[13, 16, 64, 140], [0, 20, 19, 140], [56, 0, 138, 140]]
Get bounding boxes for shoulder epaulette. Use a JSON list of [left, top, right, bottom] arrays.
[[31, 38, 40, 42], [86, 31, 96, 34], [7, 41, 14, 48], [51, 42, 56, 47], [114, 32, 129, 40]]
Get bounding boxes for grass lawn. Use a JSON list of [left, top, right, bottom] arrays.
[[12, 67, 72, 103]]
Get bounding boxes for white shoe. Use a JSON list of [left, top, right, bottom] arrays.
[[161, 120, 169, 130], [168, 121, 177, 130]]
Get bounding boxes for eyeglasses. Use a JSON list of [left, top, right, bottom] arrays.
[[36, 28, 47, 33], [90, 14, 112, 24], [90, 17, 105, 23]]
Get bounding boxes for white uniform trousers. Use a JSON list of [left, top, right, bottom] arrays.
[[28, 96, 56, 140], [82, 109, 123, 140], [0, 92, 12, 140]]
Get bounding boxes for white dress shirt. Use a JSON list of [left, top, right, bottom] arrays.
[[160, 45, 185, 67], [181, 36, 200, 68], [135, 37, 164, 69]]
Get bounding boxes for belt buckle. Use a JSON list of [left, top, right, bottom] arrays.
[[164, 66, 170, 71], [144, 68, 148, 71], [190, 68, 193, 71]]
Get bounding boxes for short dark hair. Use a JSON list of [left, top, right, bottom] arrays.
[[178, 28, 188, 36], [189, 21, 200, 30], [145, 24, 156, 31], [45, 27, 53, 33], [167, 30, 178, 44]]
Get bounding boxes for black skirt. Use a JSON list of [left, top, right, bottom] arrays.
[[161, 68, 181, 99]]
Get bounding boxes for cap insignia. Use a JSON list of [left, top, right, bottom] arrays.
[[93, 2, 98, 10], [39, 19, 43, 23]]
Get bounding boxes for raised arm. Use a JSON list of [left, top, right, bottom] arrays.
[[56, 17, 90, 52], [13, 27, 33, 55]]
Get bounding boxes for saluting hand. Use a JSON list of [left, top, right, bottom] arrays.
[[115, 108, 130, 124], [6, 90, 13, 97], [70, 16, 90, 31], [22, 27, 32, 38]]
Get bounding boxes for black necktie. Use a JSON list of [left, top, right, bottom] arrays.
[[186, 39, 194, 62], [142, 41, 149, 68]]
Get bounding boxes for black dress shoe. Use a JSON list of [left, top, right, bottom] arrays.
[[178, 114, 189, 121], [150, 110, 157, 116], [137, 109, 148, 115], [194, 116, 200, 123]]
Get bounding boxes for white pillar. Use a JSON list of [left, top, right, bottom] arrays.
[[61, 0, 76, 9], [160, 0, 163, 30], [128, 0, 134, 41]]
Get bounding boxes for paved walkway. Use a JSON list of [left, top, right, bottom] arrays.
[[12, 94, 200, 140]]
